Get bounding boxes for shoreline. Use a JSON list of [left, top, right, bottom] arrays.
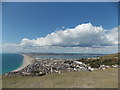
[[4, 53, 118, 77], [12, 54, 33, 72]]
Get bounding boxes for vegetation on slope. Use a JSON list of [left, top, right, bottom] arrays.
[[2, 68, 118, 88], [77, 53, 119, 68]]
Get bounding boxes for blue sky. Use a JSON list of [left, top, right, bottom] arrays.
[[2, 2, 118, 54], [3, 2, 118, 43]]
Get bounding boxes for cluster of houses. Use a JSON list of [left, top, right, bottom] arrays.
[[4, 58, 119, 77]]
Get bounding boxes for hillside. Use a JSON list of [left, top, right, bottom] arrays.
[[2, 68, 118, 88], [76, 53, 119, 68], [100, 53, 119, 59]]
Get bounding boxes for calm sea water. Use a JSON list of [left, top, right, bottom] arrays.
[[2, 53, 23, 74], [33, 54, 103, 59]]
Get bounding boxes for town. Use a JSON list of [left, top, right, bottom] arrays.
[[4, 56, 119, 77]]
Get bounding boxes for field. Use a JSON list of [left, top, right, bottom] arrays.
[[2, 68, 118, 88]]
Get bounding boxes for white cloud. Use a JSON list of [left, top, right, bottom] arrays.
[[2, 23, 118, 54], [62, 26, 65, 29], [20, 23, 118, 47], [106, 27, 118, 45]]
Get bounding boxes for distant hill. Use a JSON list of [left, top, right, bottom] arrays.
[[77, 53, 119, 68], [100, 53, 119, 59]]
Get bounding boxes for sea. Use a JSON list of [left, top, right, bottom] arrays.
[[2, 53, 23, 74], [32, 54, 103, 59], [1, 53, 105, 74]]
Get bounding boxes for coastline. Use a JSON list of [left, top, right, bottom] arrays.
[[4, 53, 118, 78], [12, 54, 33, 72]]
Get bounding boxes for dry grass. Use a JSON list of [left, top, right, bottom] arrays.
[[2, 68, 118, 88], [0, 75, 2, 89]]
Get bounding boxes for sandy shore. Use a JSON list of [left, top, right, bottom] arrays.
[[12, 54, 34, 72]]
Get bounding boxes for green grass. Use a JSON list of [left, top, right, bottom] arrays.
[[2, 68, 118, 88]]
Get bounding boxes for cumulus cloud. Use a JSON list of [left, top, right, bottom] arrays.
[[2, 23, 118, 54], [20, 23, 118, 47]]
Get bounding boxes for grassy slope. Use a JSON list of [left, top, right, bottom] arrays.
[[2, 68, 118, 88], [100, 53, 119, 59]]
